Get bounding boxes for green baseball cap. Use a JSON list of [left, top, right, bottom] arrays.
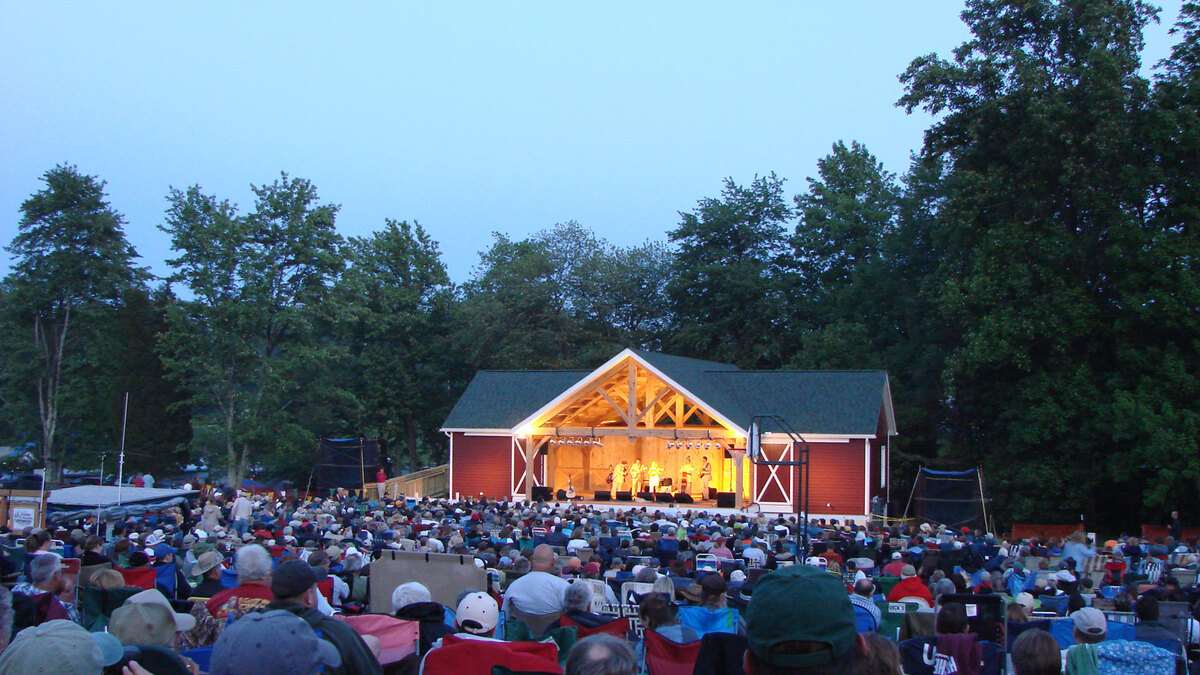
[[745, 564, 857, 668]]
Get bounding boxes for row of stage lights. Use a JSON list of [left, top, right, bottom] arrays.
[[549, 437, 604, 446], [666, 441, 724, 450]]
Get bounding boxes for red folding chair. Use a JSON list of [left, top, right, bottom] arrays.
[[338, 614, 419, 665], [560, 615, 629, 639], [422, 634, 561, 675], [644, 629, 701, 675], [317, 577, 335, 604], [117, 567, 157, 590]]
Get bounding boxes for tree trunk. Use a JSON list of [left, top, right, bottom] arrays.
[[34, 309, 69, 483], [225, 408, 237, 487], [406, 413, 418, 473]]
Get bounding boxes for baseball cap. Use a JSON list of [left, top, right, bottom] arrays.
[[126, 588, 197, 632], [1071, 607, 1107, 637], [110, 602, 177, 647], [1015, 592, 1036, 612], [271, 559, 321, 599], [0, 619, 121, 674], [153, 543, 174, 560], [455, 591, 499, 635], [901, 564, 917, 579], [1055, 570, 1076, 583], [210, 610, 341, 675], [892, 552, 902, 560], [746, 565, 856, 668]]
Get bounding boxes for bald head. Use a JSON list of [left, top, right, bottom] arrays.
[[532, 544, 556, 572]]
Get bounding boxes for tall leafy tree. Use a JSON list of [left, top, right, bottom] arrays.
[[666, 174, 793, 368], [1, 165, 144, 481], [334, 220, 454, 472], [159, 174, 343, 485], [898, 0, 1167, 523]]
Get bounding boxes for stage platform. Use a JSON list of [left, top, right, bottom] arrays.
[[534, 498, 796, 518]]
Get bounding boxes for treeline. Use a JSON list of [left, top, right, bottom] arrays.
[[4, 1, 1200, 529]]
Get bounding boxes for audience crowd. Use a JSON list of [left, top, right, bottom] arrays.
[[1, 484, 1197, 675]]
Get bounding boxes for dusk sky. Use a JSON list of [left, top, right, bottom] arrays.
[[1, 2, 1186, 283]]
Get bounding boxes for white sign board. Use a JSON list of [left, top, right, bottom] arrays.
[[11, 507, 35, 531]]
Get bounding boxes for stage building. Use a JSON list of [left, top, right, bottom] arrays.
[[440, 349, 896, 519]]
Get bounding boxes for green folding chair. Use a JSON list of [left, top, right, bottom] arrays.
[[875, 600, 921, 642]]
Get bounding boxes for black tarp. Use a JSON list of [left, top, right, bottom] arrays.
[[314, 438, 379, 490], [909, 467, 989, 530]]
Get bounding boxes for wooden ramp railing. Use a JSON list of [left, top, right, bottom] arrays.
[[365, 465, 449, 499]]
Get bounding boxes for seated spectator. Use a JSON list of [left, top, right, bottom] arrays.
[[881, 551, 907, 577], [566, 633, 636, 675], [502, 544, 569, 616], [308, 550, 349, 607], [451, 591, 502, 640], [744, 564, 865, 672], [850, 578, 881, 632], [91, 568, 127, 590], [209, 609, 342, 675], [80, 536, 110, 568], [205, 544, 274, 623], [0, 619, 123, 673], [1012, 629, 1061, 675], [188, 550, 227, 598], [12, 552, 78, 630], [391, 581, 453, 655], [154, 543, 191, 600], [860, 631, 903, 675], [1134, 595, 1182, 652], [562, 581, 608, 628], [637, 592, 698, 669], [110, 601, 184, 649], [264, 559, 381, 675], [886, 565, 933, 605]]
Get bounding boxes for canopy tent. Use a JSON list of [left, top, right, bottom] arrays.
[[46, 485, 197, 525]]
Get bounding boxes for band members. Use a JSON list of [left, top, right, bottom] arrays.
[[699, 455, 712, 497], [613, 460, 629, 493], [680, 456, 694, 494], [630, 459, 644, 493], [648, 460, 662, 493]]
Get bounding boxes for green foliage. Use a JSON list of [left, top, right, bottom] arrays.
[[666, 174, 793, 368], [1, 165, 145, 481], [158, 174, 344, 486]]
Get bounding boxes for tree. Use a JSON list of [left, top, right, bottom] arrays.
[[665, 174, 793, 368], [898, 0, 1169, 523], [334, 219, 454, 472], [1, 165, 144, 481], [159, 174, 344, 485]]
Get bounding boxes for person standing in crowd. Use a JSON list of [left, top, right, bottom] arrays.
[[229, 491, 253, 537]]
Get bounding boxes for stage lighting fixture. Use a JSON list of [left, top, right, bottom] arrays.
[[705, 442, 711, 449]]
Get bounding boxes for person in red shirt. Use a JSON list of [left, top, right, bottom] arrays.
[[206, 544, 274, 622], [881, 551, 908, 577], [886, 564, 934, 606]]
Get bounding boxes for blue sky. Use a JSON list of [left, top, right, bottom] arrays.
[[0, 2, 1186, 283]]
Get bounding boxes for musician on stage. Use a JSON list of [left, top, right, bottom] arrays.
[[613, 460, 628, 493], [630, 459, 644, 493], [648, 460, 662, 493], [699, 455, 712, 497], [680, 457, 694, 494]]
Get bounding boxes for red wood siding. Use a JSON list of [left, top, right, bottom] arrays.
[[798, 441, 866, 516], [451, 433, 511, 499]]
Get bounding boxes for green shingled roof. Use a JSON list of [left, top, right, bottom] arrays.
[[440, 350, 893, 437]]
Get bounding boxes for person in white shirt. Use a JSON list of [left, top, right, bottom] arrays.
[[502, 544, 570, 616], [230, 492, 253, 537]]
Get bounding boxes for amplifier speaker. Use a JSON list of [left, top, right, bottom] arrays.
[[615, 491, 632, 501], [531, 486, 552, 501], [674, 493, 693, 504], [655, 493, 674, 503], [637, 492, 654, 501], [594, 491, 612, 501], [716, 491, 735, 508]]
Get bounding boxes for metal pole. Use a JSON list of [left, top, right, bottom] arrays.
[[95, 453, 104, 535], [38, 468, 46, 530], [116, 392, 129, 506], [977, 466, 991, 535]]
